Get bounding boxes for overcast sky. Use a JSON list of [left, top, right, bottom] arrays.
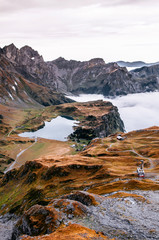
[[1, 0, 159, 62]]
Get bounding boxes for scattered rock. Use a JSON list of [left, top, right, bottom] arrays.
[[12, 204, 62, 239], [61, 191, 102, 206], [20, 223, 110, 240]]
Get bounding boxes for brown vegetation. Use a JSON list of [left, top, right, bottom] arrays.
[[21, 223, 111, 240]]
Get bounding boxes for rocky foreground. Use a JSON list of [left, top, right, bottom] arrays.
[[0, 126, 159, 239]]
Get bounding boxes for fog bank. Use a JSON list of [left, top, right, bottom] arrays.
[[69, 92, 159, 132]]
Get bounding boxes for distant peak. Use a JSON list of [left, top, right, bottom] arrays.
[[2, 43, 19, 60], [89, 58, 105, 64], [20, 45, 31, 50], [20, 45, 43, 61], [4, 43, 17, 49], [55, 56, 66, 61], [1, 43, 44, 62], [3, 43, 18, 52], [20, 45, 36, 52]]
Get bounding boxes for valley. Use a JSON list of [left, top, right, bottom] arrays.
[[0, 99, 159, 239]]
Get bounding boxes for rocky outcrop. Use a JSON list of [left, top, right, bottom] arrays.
[[67, 100, 125, 140], [0, 53, 73, 107], [11, 192, 98, 239], [132, 64, 159, 77], [130, 64, 159, 92], [61, 191, 102, 206], [47, 57, 139, 96], [20, 223, 110, 240], [1, 44, 58, 89], [11, 204, 62, 239], [1, 44, 159, 97]]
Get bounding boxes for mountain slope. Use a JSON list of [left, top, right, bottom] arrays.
[[51, 57, 136, 96], [1, 43, 159, 97], [0, 127, 159, 239], [130, 64, 159, 92], [0, 53, 73, 107]]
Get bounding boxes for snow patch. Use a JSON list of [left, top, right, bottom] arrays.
[[8, 92, 14, 100], [12, 86, 16, 91]]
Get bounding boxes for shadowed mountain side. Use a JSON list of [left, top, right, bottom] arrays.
[[1, 44, 159, 97], [0, 54, 73, 107], [131, 64, 159, 78]]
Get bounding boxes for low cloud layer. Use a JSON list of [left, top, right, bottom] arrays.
[[111, 92, 159, 132], [69, 92, 159, 132]]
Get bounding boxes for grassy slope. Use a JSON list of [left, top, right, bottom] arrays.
[[0, 104, 159, 240], [0, 127, 159, 216], [0, 104, 73, 174]]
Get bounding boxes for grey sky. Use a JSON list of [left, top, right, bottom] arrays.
[[0, 0, 159, 62]]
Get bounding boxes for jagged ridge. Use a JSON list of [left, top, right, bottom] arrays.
[[0, 51, 73, 107], [1, 43, 159, 98]]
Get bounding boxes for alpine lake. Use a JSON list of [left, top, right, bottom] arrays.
[[19, 116, 79, 141]]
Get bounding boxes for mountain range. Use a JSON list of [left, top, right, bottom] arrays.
[[117, 60, 159, 68], [1, 43, 159, 107], [0, 44, 159, 240]]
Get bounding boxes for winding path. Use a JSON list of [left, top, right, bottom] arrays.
[[105, 142, 155, 171], [4, 137, 37, 173]]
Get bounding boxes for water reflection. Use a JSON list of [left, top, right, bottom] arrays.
[[19, 116, 78, 141]]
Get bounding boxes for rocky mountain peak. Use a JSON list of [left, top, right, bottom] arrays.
[[52, 57, 81, 70], [2, 43, 19, 62], [1, 44, 43, 65], [113, 62, 120, 68], [87, 58, 105, 66], [3, 43, 17, 52], [20, 45, 43, 62], [1, 43, 159, 97]]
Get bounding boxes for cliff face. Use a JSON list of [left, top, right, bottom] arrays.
[[131, 64, 159, 92], [1, 44, 59, 90], [1, 44, 159, 97], [50, 100, 125, 140], [0, 51, 73, 107], [72, 101, 124, 140], [51, 58, 136, 96]]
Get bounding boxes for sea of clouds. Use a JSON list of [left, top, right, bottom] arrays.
[[69, 92, 159, 132]]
